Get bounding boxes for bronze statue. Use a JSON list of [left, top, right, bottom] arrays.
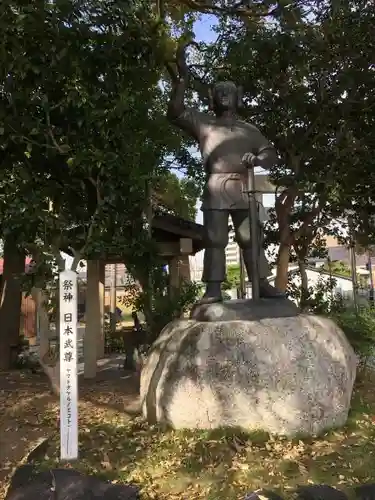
[[166, 44, 284, 303]]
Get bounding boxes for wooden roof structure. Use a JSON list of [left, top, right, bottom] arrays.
[[60, 210, 205, 263], [151, 211, 204, 255]]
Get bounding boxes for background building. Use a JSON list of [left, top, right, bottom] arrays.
[[225, 224, 240, 267]]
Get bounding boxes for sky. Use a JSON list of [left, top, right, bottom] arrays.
[[194, 14, 218, 43], [187, 16, 275, 225]]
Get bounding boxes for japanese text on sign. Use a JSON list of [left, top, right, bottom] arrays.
[[59, 269, 78, 460]]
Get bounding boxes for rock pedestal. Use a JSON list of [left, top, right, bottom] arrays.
[[140, 299, 357, 437]]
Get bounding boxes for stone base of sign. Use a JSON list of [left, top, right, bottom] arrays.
[[140, 301, 357, 436]]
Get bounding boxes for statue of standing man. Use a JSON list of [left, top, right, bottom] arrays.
[[166, 43, 284, 304]]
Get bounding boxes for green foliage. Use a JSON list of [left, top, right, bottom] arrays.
[[286, 270, 344, 314], [322, 260, 368, 289], [104, 322, 124, 354], [0, 0, 199, 280], [139, 279, 200, 341], [286, 263, 375, 369], [322, 260, 351, 278], [222, 264, 241, 291], [121, 266, 200, 341], [188, 0, 375, 280], [153, 171, 200, 220], [333, 308, 375, 369]]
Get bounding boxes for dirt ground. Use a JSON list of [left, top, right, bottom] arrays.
[[2, 366, 375, 500], [0, 365, 141, 499]]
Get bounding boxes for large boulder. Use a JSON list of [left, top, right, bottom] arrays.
[[140, 299, 357, 436]]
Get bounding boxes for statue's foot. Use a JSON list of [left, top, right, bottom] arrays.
[[259, 279, 286, 299], [198, 294, 223, 305], [197, 282, 223, 305]]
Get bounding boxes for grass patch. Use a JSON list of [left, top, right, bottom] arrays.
[[37, 372, 375, 500]]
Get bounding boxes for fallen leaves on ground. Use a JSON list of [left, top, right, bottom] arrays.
[[0, 368, 139, 500], [2, 369, 375, 500], [38, 372, 375, 500]]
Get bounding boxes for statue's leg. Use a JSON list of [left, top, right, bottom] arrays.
[[200, 209, 229, 304], [231, 210, 285, 298]]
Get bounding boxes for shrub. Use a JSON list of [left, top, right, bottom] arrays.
[[121, 272, 201, 345], [333, 307, 375, 369], [139, 279, 200, 343], [287, 272, 345, 314]]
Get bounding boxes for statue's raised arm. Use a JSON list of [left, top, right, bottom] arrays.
[[165, 42, 189, 121], [165, 41, 202, 140]]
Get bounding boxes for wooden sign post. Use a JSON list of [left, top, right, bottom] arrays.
[[59, 269, 78, 460]]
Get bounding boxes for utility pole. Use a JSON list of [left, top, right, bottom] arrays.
[[368, 252, 374, 307], [246, 164, 260, 300], [239, 250, 246, 299], [327, 256, 334, 302], [110, 264, 117, 333], [348, 215, 358, 312]]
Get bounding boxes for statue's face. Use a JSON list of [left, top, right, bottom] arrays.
[[212, 81, 238, 112]]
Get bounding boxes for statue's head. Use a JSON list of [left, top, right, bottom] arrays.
[[209, 81, 243, 113]]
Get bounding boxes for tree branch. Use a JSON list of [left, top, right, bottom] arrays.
[[51, 236, 66, 271], [44, 106, 69, 154], [179, 0, 280, 18], [78, 168, 105, 258], [88, 175, 103, 206], [275, 186, 298, 223], [69, 247, 82, 272], [156, 0, 165, 19], [293, 204, 321, 241]]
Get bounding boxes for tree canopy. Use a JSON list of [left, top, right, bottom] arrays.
[[185, 0, 375, 288], [1, 0, 373, 278], [0, 0, 200, 368], [1, 0, 375, 367], [0, 0, 201, 264]]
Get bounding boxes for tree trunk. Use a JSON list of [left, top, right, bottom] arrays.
[[275, 241, 291, 291], [32, 287, 60, 394], [32, 288, 50, 360], [0, 238, 25, 370], [298, 258, 309, 310], [40, 305, 60, 394], [274, 185, 296, 292], [84, 260, 100, 379], [124, 256, 154, 335], [40, 360, 60, 395]]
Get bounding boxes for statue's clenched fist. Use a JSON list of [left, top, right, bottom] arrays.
[[242, 152, 257, 167]]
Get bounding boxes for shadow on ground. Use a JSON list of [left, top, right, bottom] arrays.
[[0, 364, 141, 499], [3, 366, 375, 500], [32, 372, 375, 500]]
